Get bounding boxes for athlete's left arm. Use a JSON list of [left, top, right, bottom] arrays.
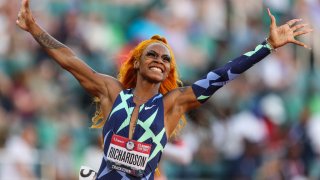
[[164, 9, 312, 136], [166, 40, 272, 112], [182, 8, 312, 109], [164, 40, 272, 136]]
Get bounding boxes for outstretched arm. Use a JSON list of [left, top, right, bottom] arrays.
[[192, 40, 271, 103], [164, 9, 312, 136], [164, 40, 272, 136], [192, 8, 313, 104], [16, 0, 122, 99]]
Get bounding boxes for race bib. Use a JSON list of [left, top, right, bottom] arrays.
[[106, 134, 152, 177]]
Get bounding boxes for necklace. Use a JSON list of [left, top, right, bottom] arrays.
[[133, 92, 149, 102], [133, 89, 156, 102]]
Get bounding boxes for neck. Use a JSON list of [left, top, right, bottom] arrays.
[[133, 76, 160, 102]]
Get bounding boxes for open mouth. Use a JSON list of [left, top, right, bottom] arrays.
[[149, 66, 164, 73]]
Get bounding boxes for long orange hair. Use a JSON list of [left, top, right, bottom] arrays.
[[91, 35, 186, 137]]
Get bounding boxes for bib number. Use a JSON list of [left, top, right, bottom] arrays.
[[106, 134, 151, 177]]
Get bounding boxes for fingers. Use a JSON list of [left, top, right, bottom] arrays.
[[291, 39, 309, 49], [286, 19, 302, 27], [291, 23, 308, 31], [18, 0, 32, 21], [267, 8, 277, 28], [17, 10, 21, 22], [294, 28, 313, 37], [23, 0, 30, 9], [20, 0, 30, 12]]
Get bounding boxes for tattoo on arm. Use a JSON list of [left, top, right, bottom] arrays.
[[34, 32, 66, 49]]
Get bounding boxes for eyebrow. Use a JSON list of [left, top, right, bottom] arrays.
[[146, 50, 170, 59], [146, 50, 158, 55]]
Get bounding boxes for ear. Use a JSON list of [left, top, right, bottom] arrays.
[[134, 61, 140, 69]]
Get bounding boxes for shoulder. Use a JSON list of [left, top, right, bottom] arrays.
[[163, 86, 200, 114], [163, 86, 194, 102], [163, 87, 190, 111], [99, 74, 124, 102]]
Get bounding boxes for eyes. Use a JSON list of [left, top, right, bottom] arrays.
[[146, 51, 171, 63], [162, 55, 171, 62], [146, 51, 156, 58]]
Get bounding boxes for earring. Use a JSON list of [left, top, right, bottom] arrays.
[[134, 61, 138, 69]]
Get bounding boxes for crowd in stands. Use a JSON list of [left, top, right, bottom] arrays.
[[0, 0, 319, 179]]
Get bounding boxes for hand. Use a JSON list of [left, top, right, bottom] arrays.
[[267, 8, 313, 49], [16, 0, 35, 32]]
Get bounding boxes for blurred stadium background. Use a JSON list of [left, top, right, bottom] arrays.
[[0, 0, 319, 179]]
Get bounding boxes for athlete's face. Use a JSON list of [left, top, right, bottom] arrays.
[[136, 43, 171, 83]]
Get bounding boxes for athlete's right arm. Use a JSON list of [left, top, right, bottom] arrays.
[[16, 0, 122, 99]]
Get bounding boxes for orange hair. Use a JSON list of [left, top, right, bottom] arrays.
[[91, 35, 186, 137]]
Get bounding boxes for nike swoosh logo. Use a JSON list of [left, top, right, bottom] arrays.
[[145, 105, 156, 110]]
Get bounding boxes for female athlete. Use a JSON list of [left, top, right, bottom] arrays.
[[16, 0, 312, 179]]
